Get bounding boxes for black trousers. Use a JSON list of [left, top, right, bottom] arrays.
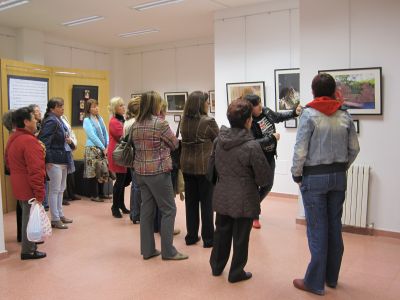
[[87, 177, 104, 198], [210, 214, 253, 281], [183, 173, 214, 245], [111, 172, 127, 212], [63, 172, 77, 200], [16, 201, 22, 242], [255, 158, 276, 220]]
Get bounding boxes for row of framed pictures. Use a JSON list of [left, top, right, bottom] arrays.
[[131, 91, 216, 114], [226, 67, 382, 116]]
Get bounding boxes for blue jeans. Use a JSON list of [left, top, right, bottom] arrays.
[[129, 169, 141, 221], [300, 172, 346, 294]]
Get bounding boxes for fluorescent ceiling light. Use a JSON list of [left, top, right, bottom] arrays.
[[62, 16, 104, 27], [132, 0, 184, 11], [118, 28, 159, 38], [0, 0, 29, 12]]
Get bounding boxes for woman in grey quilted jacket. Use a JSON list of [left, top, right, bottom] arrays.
[[209, 98, 272, 283]]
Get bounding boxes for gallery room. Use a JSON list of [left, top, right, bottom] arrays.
[[0, 0, 399, 299]]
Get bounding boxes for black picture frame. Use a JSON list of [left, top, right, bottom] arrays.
[[274, 68, 300, 112], [226, 81, 266, 106], [71, 85, 98, 126], [353, 120, 360, 134], [209, 90, 215, 113], [284, 119, 297, 128], [164, 92, 188, 112], [131, 93, 142, 99], [318, 67, 382, 115]]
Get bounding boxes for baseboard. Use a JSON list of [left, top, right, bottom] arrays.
[[269, 192, 297, 199], [295, 218, 400, 239], [0, 250, 8, 259]]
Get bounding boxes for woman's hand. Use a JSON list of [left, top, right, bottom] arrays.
[[103, 148, 108, 156]]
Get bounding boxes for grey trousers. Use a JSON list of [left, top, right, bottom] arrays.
[[19, 200, 37, 254], [136, 172, 177, 259]]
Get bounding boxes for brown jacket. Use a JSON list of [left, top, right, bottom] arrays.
[[180, 115, 219, 175], [212, 126, 272, 218]]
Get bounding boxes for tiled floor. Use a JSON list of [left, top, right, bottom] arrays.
[[1, 191, 399, 300]]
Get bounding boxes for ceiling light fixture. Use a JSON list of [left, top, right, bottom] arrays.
[[62, 16, 104, 27], [0, 0, 29, 12], [118, 28, 159, 38], [132, 0, 184, 11]]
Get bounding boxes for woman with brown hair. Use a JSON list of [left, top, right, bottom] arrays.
[[180, 91, 219, 247], [82, 99, 109, 202], [129, 91, 187, 260]]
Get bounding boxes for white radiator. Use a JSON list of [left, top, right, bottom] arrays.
[[343, 165, 370, 228]]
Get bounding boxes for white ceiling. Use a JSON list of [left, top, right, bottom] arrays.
[[0, 0, 270, 49]]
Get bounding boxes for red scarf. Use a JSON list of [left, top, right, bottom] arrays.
[[306, 96, 343, 116]]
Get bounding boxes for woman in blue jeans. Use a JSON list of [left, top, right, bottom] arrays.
[[291, 73, 360, 295], [39, 97, 74, 229]]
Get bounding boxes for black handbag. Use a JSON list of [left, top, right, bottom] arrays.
[[112, 130, 135, 167], [206, 138, 218, 185]]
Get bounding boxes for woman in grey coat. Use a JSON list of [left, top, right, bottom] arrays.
[[209, 98, 272, 283]]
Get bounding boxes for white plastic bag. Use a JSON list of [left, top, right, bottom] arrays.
[[27, 198, 52, 242]]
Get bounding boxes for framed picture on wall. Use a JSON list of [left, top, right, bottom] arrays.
[[318, 67, 382, 115], [226, 81, 266, 106], [174, 115, 181, 123], [274, 68, 300, 112], [284, 119, 297, 128], [165, 92, 188, 112], [131, 93, 142, 99], [209, 90, 215, 113], [71, 85, 98, 126], [353, 119, 360, 134]]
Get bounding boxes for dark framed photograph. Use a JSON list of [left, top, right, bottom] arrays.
[[174, 115, 181, 123], [353, 120, 360, 134], [209, 90, 215, 113], [284, 119, 297, 128], [71, 85, 98, 126], [318, 67, 382, 115], [164, 92, 188, 112], [274, 68, 300, 112], [131, 93, 142, 99], [226, 81, 266, 106]]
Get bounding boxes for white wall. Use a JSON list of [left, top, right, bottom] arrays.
[[214, 0, 300, 195], [0, 26, 17, 60], [122, 38, 215, 132], [300, 0, 400, 232]]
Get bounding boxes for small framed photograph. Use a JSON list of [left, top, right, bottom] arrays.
[[226, 81, 266, 106], [318, 67, 382, 115], [131, 93, 142, 99], [165, 92, 188, 112], [353, 120, 360, 133], [174, 115, 181, 123], [209, 90, 215, 113], [284, 119, 297, 128], [274, 68, 300, 112]]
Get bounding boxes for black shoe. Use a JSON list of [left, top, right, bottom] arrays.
[[71, 195, 81, 200], [111, 208, 122, 218], [203, 242, 213, 248], [120, 207, 130, 214], [35, 241, 44, 245], [100, 195, 112, 199], [21, 251, 47, 260], [185, 236, 200, 246], [228, 272, 252, 283], [62, 200, 70, 206]]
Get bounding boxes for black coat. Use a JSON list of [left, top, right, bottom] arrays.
[[212, 126, 272, 219]]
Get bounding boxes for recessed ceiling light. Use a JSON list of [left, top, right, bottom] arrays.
[[132, 0, 184, 12], [62, 16, 104, 27], [0, 0, 29, 12], [118, 28, 159, 38]]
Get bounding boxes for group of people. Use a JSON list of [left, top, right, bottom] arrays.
[[4, 73, 359, 296]]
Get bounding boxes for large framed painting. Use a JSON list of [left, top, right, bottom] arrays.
[[164, 92, 188, 113], [274, 68, 300, 112], [226, 81, 266, 106], [209, 90, 215, 113], [318, 67, 382, 115]]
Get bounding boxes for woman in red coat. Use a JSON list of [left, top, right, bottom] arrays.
[[108, 97, 129, 218]]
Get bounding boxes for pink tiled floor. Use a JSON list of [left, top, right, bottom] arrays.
[[1, 192, 399, 300]]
